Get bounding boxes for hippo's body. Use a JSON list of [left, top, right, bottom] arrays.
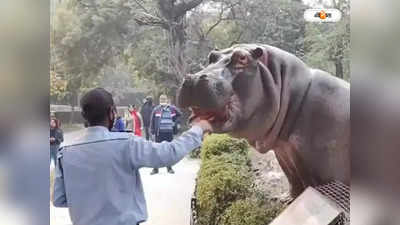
[[178, 44, 349, 196]]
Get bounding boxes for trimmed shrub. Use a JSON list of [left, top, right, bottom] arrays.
[[189, 147, 201, 159], [196, 155, 253, 225], [200, 134, 249, 161], [196, 134, 252, 225], [194, 134, 284, 225], [219, 198, 283, 225]]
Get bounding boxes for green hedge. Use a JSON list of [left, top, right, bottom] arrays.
[[189, 147, 201, 158], [196, 134, 252, 225], [197, 154, 252, 225], [195, 134, 283, 225], [220, 198, 283, 225], [200, 134, 249, 160]]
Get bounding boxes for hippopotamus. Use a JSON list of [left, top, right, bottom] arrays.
[[177, 44, 349, 197]]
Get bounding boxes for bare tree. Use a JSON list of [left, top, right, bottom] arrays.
[[134, 0, 204, 91]]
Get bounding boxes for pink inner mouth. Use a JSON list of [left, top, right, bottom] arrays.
[[189, 95, 240, 130], [189, 107, 228, 123]]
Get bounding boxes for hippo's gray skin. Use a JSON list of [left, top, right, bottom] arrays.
[[178, 44, 349, 197]]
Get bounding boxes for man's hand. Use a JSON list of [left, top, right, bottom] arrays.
[[191, 117, 214, 133]]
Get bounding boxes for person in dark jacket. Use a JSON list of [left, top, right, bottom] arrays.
[[50, 118, 63, 166], [140, 96, 154, 140], [149, 94, 182, 175]]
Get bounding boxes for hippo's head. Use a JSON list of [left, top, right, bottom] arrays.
[[178, 44, 285, 141]]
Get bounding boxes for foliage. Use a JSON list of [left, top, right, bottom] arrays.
[[189, 147, 202, 159], [51, 1, 83, 104], [227, 0, 307, 56], [51, 0, 349, 107], [51, 0, 150, 105], [303, 0, 350, 80], [219, 198, 283, 225], [195, 134, 286, 225], [196, 134, 251, 225], [50, 70, 68, 100], [196, 153, 253, 225], [200, 134, 249, 161]]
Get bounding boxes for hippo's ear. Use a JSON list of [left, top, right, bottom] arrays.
[[250, 47, 263, 59]]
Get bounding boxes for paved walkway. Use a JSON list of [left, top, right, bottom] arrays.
[[50, 129, 200, 225]]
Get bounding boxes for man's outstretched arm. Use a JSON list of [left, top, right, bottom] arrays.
[[128, 120, 212, 169], [129, 126, 203, 168]]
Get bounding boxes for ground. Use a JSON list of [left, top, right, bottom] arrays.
[[249, 149, 290, 199], [50, 128, 200, 225]]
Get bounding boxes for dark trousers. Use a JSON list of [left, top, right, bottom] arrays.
[[144, 126, 150, 140], [153, 132, 174, 171], [155, 131, 173, 142], [50, 144, 59, 165]]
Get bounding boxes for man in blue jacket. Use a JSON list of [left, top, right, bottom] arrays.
[[53, 88, 212, 225], [149, 94, 182, 174]]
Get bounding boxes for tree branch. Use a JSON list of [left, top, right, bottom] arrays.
[[134, 12, 169, 29], [133, 0, 151, 14], [174, 0, 204, 18], [205, 5, 226, 37], [204, 1, 241, 36], [76, 0, 92, 8], [229, 31, 243, 47]]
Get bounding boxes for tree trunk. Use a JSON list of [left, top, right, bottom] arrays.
[[335, 58, 344, 79], [157, 0, 204, 87], [168, 18, 187, 85], [335, 34, 345, 79], [69, 91, 79, 124], [69, 104, 75, 125]]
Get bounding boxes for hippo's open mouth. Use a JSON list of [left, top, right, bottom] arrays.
[[189, 94, 241, 132]]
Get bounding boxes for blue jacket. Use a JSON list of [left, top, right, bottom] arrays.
[[113, 117, 125, 132], [150, 104, 181, 135], [53, 125, 203, 225]]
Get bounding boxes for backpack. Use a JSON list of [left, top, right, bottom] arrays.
[[158, 106, 174, 134]]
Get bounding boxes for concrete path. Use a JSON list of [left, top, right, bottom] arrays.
[[50, 129, 200, 225], [141, 158, 199, 225]]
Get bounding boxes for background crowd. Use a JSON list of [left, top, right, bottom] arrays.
[[50, 94, 182, 174]]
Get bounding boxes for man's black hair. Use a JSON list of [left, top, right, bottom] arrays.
[[80, 88, 114, 125]]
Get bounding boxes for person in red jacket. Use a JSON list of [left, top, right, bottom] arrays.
[[129, 104, 143, 136]]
